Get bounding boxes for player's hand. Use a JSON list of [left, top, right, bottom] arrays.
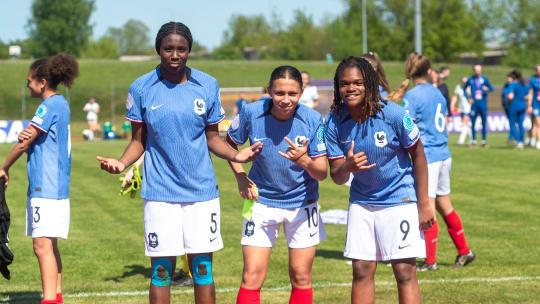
[[96, 156, 126, 174], [278, 136, 308, 164], [344, 141, 376, 173], [233, 141, 263, 163], [417, 201, 435, 230], [0, 169, 9, 188], [482, 85, 488, 91], [468, 98, 474, 104], [18, 128, 33, 142], [527, 105, 533, 114], [235, 172, 258, 201], [122, 167, 135, 187]]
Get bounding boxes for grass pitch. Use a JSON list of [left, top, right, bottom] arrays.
[[0, 133, 539, 303]]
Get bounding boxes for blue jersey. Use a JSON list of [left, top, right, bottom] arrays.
[[227, 100, 326, 209], [236, 98, 249, 112], [28, 95, 71, 199], [325, 101, 419, 207], [502, 83, 513, 109], [508, 81, 530, 112], [379, 85, 388, 99], [403, 83, 451, 164], [464, 75, 493, 106], [530, 76, 540, 108], [126, 67, 225, 202]]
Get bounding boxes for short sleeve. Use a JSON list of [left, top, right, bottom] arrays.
[[206, 79, 225, 125], [30, 102, 54, 133], [396, 110, 420, 149], [126, 84, 144, 123], [402, 93, 418, 120], [307, 116, 326, 158], [324, 114, 344, 159], [227, 107, 249, 145]]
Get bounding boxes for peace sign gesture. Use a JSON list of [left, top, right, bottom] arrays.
[[344, 140, 376, 172], [278, 136, 309, 163]]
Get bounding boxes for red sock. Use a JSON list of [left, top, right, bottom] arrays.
[[424, 220, 439, 264], [289, 287, 313, 304], [444, 210, 470, 255], [56, 293, 63, 304], [236, 287, 260, 304], [41, 300, 57, 304]]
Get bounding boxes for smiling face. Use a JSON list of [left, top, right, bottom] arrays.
[[159, 33, 190, 77], [27, 71, 44, 98], [269, 77, 302, 121], [339, 67, 366, 109]]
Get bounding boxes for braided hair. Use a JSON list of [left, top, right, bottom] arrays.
[[155, 22, 193, 54], [331, 56, 385, 118]]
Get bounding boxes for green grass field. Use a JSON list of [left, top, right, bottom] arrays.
[[0, 133, 538, 303]]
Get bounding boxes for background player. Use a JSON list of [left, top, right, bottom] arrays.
[[1, 53, 78, 304], [227, 65, 327, 304], [96, 22, 261, 304], [359, 52, 391, 98], [299, 71, 319, 109], [505, 70, 532, 150], [325, 56, 434, 304], [451, 76, 472, 145], [82, 97, 100, 140], [463, 64, 493, 147], [528, 65, 540, 149], [400, 52, 475, 271]]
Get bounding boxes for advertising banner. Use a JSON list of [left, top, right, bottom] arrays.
[[0, 121, 30, 143]]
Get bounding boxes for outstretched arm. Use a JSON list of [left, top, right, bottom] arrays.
[[97, 122, 146, 174], [205, 124, 262, 163]]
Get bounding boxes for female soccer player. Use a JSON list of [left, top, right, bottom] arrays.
[[82, 97, 100, 140], [506, 70, 532, 150], [299, 71, 319, 109], [96, 22, 261, 304], [463, 64, 493, 147], [227, 65, 327, 304], [502, 75, 515, 143], [0, 53, 78, 304], [325, 56, 434, 304], [399, 53, 475, 271], [529, 65, 540, 149], [451, 77, 472, 145]]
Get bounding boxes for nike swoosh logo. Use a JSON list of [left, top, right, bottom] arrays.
[[398, 244, 411, 249], [253, 137, 267, 141], [310, 232, 318, 237], [151, 104, 164, 110], [210, 237, 218, 242]]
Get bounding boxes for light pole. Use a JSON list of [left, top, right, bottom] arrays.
[[414, 0, 422, 53], [362, 0, 367, 53]]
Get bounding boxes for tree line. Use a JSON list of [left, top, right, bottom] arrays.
[[0, 0, 538, 67]]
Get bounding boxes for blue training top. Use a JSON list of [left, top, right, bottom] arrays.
[[126, 67, 224, 202], [228, 99, 326, 209], [464, 75, 493, 107], [325, 101, 419, 207], [508, 81, 530, 112], [28, 95, 71, 199], [403, 83, 451, 164]]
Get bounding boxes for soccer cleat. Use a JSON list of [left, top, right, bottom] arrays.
[[516, 143, 524, 150], [452, 250, 476, 267], [171, 270, 193, 287], [416, 262, 438, 271]]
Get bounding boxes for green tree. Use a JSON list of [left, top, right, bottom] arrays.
[[276, 10, 327, 60], [26, 0, 95, 57], [106, 19, 152, 55], [83, 36, 120, 59]]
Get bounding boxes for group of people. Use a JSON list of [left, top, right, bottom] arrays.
[[1, 21, 479, 304]]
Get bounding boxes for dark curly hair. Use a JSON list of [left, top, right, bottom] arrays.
[[155, 21, 193, 54], [29, 53, 79, 90], [331, 56, 385, 118]]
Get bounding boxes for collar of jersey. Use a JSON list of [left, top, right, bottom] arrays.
[[155, 67, 203, 87]]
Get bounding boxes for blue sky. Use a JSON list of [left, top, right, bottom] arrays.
[[0, 0, 347, 49]]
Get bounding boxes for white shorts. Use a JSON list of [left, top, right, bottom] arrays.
[[143, 198, 223, 257], [344, 203, 425, 261], [427, 158, 452, 198], [26, 197, 70, 239], [241, 201, 327, 249]]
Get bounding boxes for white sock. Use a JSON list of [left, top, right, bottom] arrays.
[[458, 125, 469, 144], [525, 137, 531, 145], [531, 138, 537, 146]]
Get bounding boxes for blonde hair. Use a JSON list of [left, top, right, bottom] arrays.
[[386, 52, 431, 103]]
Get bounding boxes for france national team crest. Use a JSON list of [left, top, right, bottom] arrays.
[[194, 98, 206, 115], [245, 221, 255, 237], [374, 131, 387, 147], [295, 136, 307, 147], [148, 232, 159, 248]]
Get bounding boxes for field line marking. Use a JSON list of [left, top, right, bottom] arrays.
[[1, 275, 539, 301]]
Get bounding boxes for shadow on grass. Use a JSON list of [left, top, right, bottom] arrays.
[[105, 264, 151, 282], [0, 291, 41, 303], [315, 249, 346, 260]]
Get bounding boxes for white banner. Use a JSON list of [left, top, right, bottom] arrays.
[[0, 120, 30, 143]]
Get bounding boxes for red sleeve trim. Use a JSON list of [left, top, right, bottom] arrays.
[[405, 135, 421, 149], [29, 123, 47, 133], [207, 116, 225, 126], [327, 155, 345, 160], [310, 153, 327, 159], [125, 117, 144, 123], [226, 132, 243, 146]]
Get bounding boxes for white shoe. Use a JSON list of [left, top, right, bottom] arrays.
[[536, 142, 540, 150], [516, 143, 524, 150]]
